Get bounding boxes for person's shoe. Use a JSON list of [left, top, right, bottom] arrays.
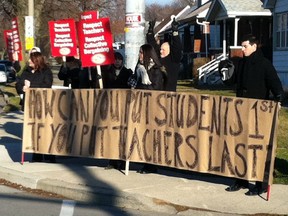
[[104, 165, 116, 170], [245, 186, 267, 196], [137, 167, 158, 174], [225, 183, 246, 192]]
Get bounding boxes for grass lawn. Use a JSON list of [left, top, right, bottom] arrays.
[[1, 80, 287, 184]]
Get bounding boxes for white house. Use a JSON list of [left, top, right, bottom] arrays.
[[264, 0, 288, 89]]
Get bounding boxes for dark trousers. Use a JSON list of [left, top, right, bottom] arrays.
[[235, 179, 267, 190], [32, 153, 56, 162]]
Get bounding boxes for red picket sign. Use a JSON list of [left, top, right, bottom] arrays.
[[49, 19, 78, 57], [80, 11, 99, 21], [3, 30, 14, 61], [78, 17, 115, 67], [11, 18, 23, 61]]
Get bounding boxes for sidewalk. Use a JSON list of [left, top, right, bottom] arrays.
[[0, 111, 288, 215]]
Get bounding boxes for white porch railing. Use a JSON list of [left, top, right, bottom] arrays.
[[197, 53, 227, 84]]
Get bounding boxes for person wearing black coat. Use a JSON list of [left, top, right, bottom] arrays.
[[102, 52, 133, 89], [135, 44, 166, 91], [102, 52, 132, 170], [133, 43, 166, 174], [58, 56, 100, 89], [15, 51, 55, 163], [146, 18, 182, 92], [15, 52, 53, 110], [220, 34, 284, 196]]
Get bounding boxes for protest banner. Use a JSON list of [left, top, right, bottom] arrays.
[[49, 19, 78, 57], [22, 89, 279, 184]]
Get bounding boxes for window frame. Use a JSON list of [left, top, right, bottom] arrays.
[[276, 12, 288, 49]]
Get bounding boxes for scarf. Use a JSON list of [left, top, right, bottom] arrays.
[[136, 60, 154, 85]]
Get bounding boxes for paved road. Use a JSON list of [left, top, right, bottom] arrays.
[[0, 184, 175, 216]]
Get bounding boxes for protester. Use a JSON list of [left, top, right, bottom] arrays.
[[220, 34, 284, 196], [57, 56, 100, 89], [58, 56, 81, 88], [146, 18, 182, 92], [15, 51, 56, 163], [102, 52, 133, 170], [132, 43, 166, 91], [102, 52, 133, 89], [12, 46, 42, 73], [130, 43, 166, 173]]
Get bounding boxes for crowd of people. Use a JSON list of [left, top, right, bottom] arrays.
[[13, 19, 285, 197]]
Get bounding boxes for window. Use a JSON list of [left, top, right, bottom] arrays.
[[276, 12, 288, 48]]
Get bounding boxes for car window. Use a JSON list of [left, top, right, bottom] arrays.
[[0, 61, 12, 67], [0, 65, 6, 70]]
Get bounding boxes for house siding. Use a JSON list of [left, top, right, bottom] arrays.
[[274, 0, 288, 13], [273, 51, 288, 89], [273, 0, 288, 89]]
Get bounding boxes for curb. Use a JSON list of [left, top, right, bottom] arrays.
[[0, 165, 39, 188], [0, 164, 232, 216]]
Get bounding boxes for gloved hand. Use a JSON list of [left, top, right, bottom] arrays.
[[148, 20, 156, 34], [171, 18, 179, 32]]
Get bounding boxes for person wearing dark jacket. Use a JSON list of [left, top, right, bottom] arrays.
[[146, 18, 182, 92], [134, 44, 166, 91], [58, 56, 100, 89], [15, 51, 55, 163], [220, 34, 284, 196], [102, 52, 132, 170], [58, 56, 81, 88], [102, 52, 132, 89], [134, 43, 166, 174], [16, 52, 53, 110]]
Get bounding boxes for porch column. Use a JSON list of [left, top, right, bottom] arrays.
[[230, 18, 243, 58], [223, 19, 226, 58], [234, 18, 240, 46]]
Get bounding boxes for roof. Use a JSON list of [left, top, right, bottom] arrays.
[[206, 0, 272, 21], [177, 1, 212, 24], [154, 6, 190, 35]]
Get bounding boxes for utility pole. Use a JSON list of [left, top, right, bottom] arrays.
[[124, 0, 145, 70], [25, 0, 34, 50], [28, 0, 34, 16]]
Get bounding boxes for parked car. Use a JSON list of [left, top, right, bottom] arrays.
[[0, 64, 8, 83], [0, 60, 16, 82]]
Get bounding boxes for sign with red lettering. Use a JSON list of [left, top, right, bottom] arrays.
[[49, 19, 77, 57], [78, 17, 114, 67], [11, 18, 23, 61], [80, 11, 99, 21], [125, 14, 142, 25], [3, 30, 14, 61]]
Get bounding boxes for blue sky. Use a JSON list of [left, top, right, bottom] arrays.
[[146, 0, 175, 5]]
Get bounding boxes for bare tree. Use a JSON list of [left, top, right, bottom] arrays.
[[1, 0, 195, 56], [145, 3, 183, 22], [0, 0, 126, 56], [174, 0, 197, 7]]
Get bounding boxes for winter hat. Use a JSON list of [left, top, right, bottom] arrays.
[[114, 52, 123, 61]]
